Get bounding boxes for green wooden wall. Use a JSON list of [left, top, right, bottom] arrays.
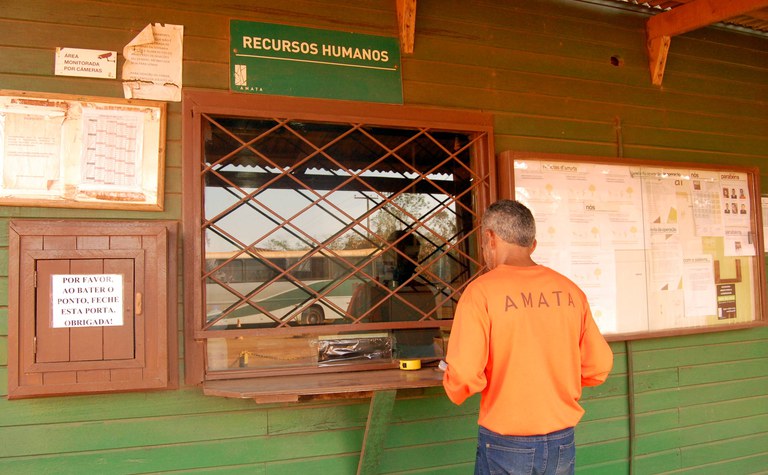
[[1, 0, 766, 473]]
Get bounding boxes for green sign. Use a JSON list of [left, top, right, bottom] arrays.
[[230, 20, 403, 104]]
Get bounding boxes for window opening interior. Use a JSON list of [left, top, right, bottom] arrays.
[[200, 114, 486, 373]]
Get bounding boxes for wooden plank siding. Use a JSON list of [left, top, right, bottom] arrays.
[[0, 0, 766, 473]]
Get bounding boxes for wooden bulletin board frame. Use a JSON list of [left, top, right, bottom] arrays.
[[498, 151, 767, 340], [0, 90, 166, 211]]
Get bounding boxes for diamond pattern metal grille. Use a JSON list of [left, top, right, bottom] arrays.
[[199, 114, 487, 333]]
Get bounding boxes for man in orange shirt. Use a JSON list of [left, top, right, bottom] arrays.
[[443, 200, 613, 475]]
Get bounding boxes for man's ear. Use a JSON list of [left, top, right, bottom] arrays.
[[530, 239, 537, 254], [484, 229, 496, 249], [481, 229, 492, 269]]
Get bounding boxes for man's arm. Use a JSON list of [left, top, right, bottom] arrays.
[[442, 284, 490, 404], [580, 308, 614, 387]]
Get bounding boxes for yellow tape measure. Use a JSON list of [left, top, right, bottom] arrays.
[[399, 359, 421, 370]]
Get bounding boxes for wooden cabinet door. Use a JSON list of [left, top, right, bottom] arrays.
[[8, 220, 177, 398]]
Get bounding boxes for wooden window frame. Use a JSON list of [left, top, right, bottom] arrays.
[[182, 90, 495, 392]]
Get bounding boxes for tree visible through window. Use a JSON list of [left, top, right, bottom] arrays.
[[191, 104, 492, 377]]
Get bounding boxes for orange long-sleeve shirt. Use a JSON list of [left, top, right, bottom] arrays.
[[443, 264, 613, 436]]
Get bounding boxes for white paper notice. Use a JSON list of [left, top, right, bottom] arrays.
[[55, 47, 117, 79], [682, 255, 717, 320], [51, 274, 124, 328], [79, 108, 144, 193], [122, 23, 184, 101], [0, 108, 66, 193], [762, 196, 768, 252], [719, 172, 754, 257], [690, 171, 725, 237], [724, 228, 755, 257]]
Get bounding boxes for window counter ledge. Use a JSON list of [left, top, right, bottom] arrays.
[[202, 368, 445, 403]]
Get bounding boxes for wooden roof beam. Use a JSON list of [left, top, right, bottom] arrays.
[[646, 0, 768, 86], [396, 0, 417, 54]]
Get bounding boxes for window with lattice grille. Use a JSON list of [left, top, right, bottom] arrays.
[[183, 92, 494, 381]]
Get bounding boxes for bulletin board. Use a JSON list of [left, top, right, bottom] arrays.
[[498, 151, 767, 339], [0, 90, 166, 210]]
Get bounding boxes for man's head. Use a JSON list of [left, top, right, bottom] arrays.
[[388, 230, 421, 259], [481, 200, 537, 269], [482, 200, 536, 247]]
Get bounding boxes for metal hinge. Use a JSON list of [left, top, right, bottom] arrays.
[[34, 271, 37, 288], [33, 336, 37, 355]]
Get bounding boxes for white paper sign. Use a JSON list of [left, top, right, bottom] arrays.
[[122, 23, 184, 101], [55, 47, 117, 79], [762, 196, 768, 253], [51, 274, 124, 328]]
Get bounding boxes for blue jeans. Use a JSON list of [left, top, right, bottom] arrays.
[[475, 426, 575, 475]]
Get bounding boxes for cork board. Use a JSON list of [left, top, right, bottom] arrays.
[[499, 150, 767, 338], [0, 90, 166, 210]]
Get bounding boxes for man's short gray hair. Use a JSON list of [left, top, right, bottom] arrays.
[[482, 200, 536, 247]]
